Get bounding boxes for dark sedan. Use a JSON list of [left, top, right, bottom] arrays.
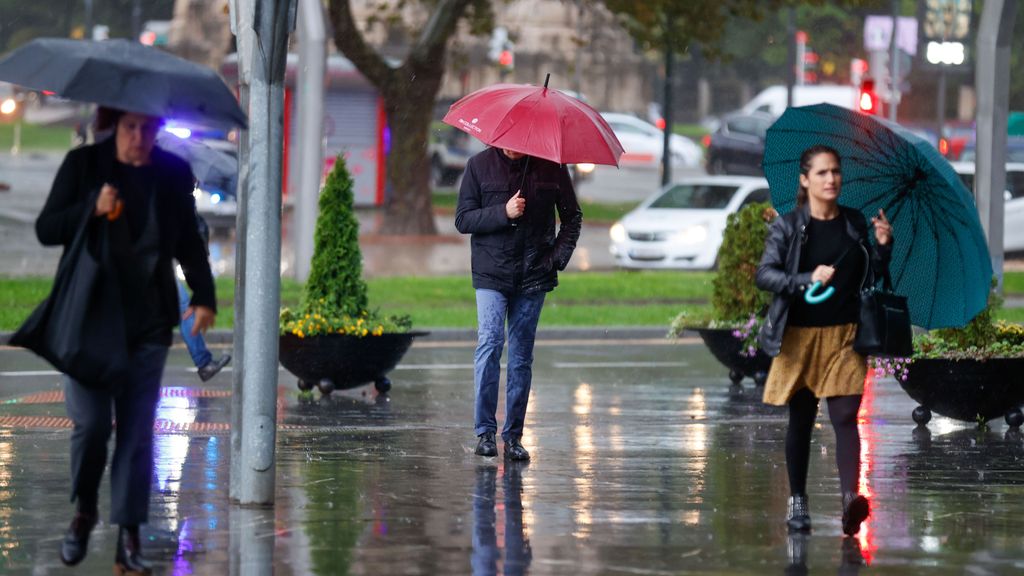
[[705, 111, 774, 176]]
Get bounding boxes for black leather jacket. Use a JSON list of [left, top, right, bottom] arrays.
[[455, 147, 583, 295], [755, 204, 892, 357]]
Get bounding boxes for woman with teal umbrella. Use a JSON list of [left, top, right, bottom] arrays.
[[756, 145, 892, 537]]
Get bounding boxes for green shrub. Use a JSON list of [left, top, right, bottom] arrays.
[[912, 288, 1024, 360], [280, 155, 410, 337], [670, 202, 774, 341]]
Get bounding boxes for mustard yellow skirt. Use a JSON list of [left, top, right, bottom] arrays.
[[763, 323, 867, 406]]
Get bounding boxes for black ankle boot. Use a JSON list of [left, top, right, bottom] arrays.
[[841, 492, 870, 536], [475, 432, 497, 457], [114, 526, 152, 575], [59, 511, 98, 566], [786, 494, 811, 533]]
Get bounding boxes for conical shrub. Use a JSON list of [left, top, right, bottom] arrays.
[[303, 155, 369, 317]]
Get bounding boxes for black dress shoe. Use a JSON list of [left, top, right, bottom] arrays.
[[114, 526, 152, 575], [475, 432, 497, 457], [503, 438, 531, 461], [198, 354, 231, 382], [786, 494, 812, 533], [841, 492, 870, 536], [60, 511, 98, 566]]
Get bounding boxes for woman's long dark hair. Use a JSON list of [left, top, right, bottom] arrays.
[[796, 144, 841, 207]]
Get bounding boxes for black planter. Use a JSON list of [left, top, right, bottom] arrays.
[[279, 331, 429, 395], [900, 357, 1024, 427], [694, 327, 772, 386]]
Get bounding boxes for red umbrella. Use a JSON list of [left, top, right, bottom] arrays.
[[441, 76, 624, 167]]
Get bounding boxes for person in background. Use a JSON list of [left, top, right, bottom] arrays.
[[455, 146, 582, 461], [755, 144, 892, 537], [178, 213, 231, 382]]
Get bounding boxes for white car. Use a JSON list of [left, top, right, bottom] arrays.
[[951, 161, 1024, 253], [600, 112, 703, 170], [609, 176, 771, 269]]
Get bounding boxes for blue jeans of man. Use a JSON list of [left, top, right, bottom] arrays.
[[473, 289, 546, 442], [177, 279, 212, 368]]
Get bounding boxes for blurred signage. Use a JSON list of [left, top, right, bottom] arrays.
[[921, 0, 972, 42], [863, 15, 918, 54]]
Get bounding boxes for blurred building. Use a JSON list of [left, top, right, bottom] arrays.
[[348, 0, 657, 117], [167, 0, 234, 70]]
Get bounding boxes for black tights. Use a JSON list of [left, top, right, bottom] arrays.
[[786, 388, 862, 496]]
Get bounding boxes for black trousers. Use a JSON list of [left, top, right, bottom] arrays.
[[64, 343, 168, 525]]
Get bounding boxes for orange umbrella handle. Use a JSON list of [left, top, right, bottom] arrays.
[[106, 199, 124, 221]]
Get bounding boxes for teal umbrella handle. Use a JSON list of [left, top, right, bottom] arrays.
[[804, 281, 835, 304]]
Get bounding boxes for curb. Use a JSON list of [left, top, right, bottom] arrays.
[[2, 327, 680, 347]]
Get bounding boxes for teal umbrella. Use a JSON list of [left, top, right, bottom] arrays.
[[763, 103, 991, 329], [1009, 111, 1024, 137]]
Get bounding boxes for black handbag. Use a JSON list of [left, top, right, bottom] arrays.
[[9, 200, 130, 388], [852, 243, 913, 357]]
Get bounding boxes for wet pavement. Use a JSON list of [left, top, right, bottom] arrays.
[[2, 337, 1024, 575]]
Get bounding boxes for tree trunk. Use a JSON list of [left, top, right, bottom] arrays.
[[380, 89, 438, 235]]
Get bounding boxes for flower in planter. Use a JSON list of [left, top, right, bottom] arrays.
[[280, 155, 411, 337]]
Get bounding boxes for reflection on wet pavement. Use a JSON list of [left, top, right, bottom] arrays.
[[2, 340, 1024, 574]]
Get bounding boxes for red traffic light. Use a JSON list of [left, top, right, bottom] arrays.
[[498, 50, 514, 67], [859, 79, 878, 115]]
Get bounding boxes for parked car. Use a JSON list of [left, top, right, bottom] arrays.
[[959, 136, 1024, 164], [705, 111, 774, 176], [429, 126, 486, 187], [600, 112, 703, 171], [609, 175, 771, 269], [739, 84, 859, 117], [951, 161, 1024, 253]]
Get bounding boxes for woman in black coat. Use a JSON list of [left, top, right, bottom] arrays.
[[756, 145, 892, 538], [37, 107, 216, 574]]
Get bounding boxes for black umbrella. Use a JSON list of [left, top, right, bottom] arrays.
[[0, 38, 246, 128]]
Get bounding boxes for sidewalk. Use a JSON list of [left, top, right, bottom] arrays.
[[3, 338, 1024, 574]]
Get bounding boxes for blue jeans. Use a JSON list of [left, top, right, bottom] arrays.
[[473, 289, 546, 441], [177, 279, 212, 368]]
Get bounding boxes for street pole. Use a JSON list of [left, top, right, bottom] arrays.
[[936, 64, 946, 148], [294, 0, 327, 282], [786, 8, 795, 108], [84, 0, 93, 39], [131, 0, 142, 42], [888, 0, 899, 122], [228, 0, 253, 504], [975, 0, 1017, 293], [660, 17, 674, 187], [230, 0, 296, 506], [11, 120, 21, 155]]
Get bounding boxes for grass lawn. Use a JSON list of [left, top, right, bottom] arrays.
[[432, 190, 639, 224], [4, 271, 1024, 331], [0, 122, 74, 151]]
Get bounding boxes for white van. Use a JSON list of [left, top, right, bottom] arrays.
[[740, 85, 859, 117]]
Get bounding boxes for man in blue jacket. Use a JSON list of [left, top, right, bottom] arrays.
[[455, 146, 583, 460]]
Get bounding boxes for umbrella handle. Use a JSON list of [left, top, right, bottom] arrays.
[[804, 281, 835, 304]]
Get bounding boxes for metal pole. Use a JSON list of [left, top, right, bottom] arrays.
[[786, 8, 795, 108], [238, 0, 295, 506], [84, 0, 94, 39], [572, 0, 583, 96], [228, 0, 254, 504], [975, 0, 1017, 293], [294, 0, 327, 282], [131, 0, 142, 42], [11, 120, 21, 155], [936, 65, 946, 148], [660, 14, 674, 187], [888, 0, 899, 122]]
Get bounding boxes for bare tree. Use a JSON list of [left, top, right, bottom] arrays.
[[329, 0, 487, 235]]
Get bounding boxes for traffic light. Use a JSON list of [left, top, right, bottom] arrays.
[[498, 49, 514, 69], [858, 79, 879, 115]]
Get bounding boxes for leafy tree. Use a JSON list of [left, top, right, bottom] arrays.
[[328, 0, 494, 235]]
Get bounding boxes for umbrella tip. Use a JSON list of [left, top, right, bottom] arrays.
[[544, 73, 550, 89]]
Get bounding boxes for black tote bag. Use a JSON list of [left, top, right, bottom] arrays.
[[10, 201, 130, 388], [852, 244, 913, 358]]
